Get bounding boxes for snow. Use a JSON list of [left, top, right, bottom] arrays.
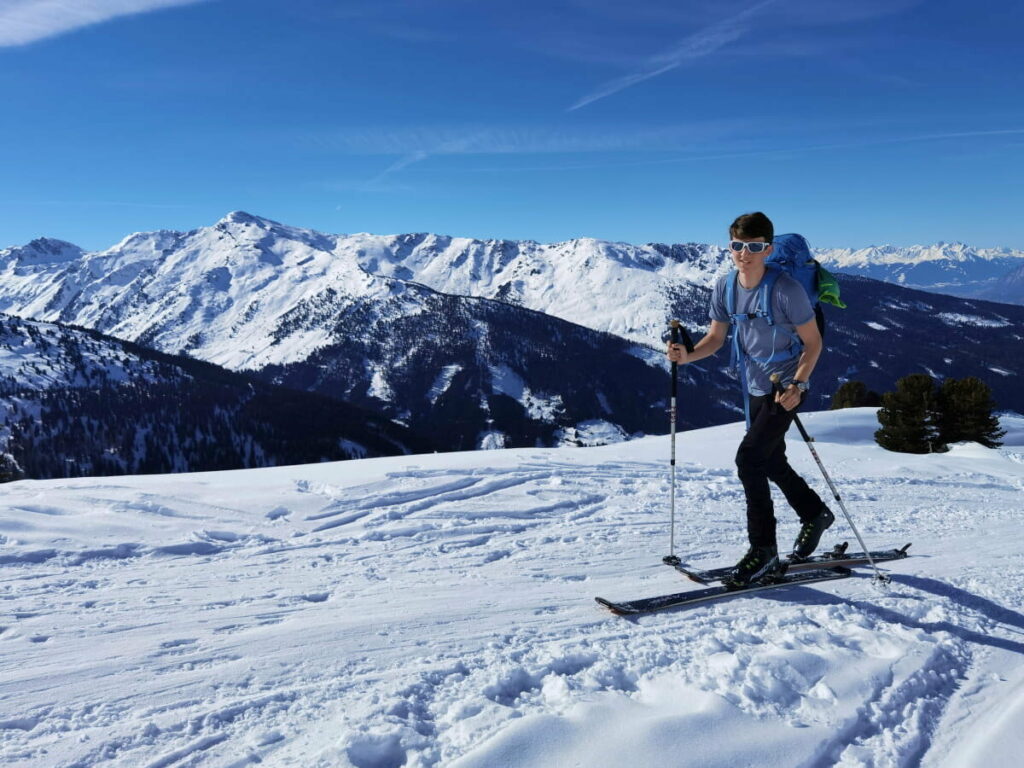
[[0, 238, 84, 267], [553, 420, 628, 447], [937, 313, 1011, 328], [0, 316, 164, 393], [367, 367, 394, 401], [2, 408, 1024, 767], [489, 364, 564, 422], [477, 430, 507, 450], [336, 234, 723, 345], [427, 364, 462, 405]]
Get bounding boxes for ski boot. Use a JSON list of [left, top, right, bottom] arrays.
[[790, 507, 836, 561], [724, 545, 784, 589]]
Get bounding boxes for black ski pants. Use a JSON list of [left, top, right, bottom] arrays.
[[735, 393, 825, 549]]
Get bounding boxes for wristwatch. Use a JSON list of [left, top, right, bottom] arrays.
[[792, 380, 810, 392]]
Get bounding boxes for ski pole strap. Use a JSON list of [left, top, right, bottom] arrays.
[[676, 323, 695, 354], [668, 320, 695, 413]]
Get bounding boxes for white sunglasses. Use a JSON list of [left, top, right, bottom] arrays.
[[728, 240, 771, 253]]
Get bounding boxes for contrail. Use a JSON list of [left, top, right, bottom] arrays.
[[569, 0, 779, 111]]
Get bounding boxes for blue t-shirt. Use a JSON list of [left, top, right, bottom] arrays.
[[710, 271, 815, 396]]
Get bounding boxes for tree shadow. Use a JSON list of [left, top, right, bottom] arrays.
[[761, 572, 1024, 655], [890, 573, 1024, 633]]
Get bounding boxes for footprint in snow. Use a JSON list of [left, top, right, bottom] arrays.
[[160, 638, 198, 649], [345, 732, 407, 768]]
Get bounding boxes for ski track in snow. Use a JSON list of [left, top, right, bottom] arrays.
[[1, 410, 1023, 767]]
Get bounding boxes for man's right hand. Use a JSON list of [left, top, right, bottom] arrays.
[[666, 343, 688, 364]]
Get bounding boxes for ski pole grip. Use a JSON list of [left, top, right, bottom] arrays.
[[771, 373, 813, 440], [670, 320, 695, 353]]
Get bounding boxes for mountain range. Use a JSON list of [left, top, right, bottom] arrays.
[[1, 213, 1021, 474], [0, 215, 737, 462], [815, 242, 1024, 303]]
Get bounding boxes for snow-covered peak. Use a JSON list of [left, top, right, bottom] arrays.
[[217, 210, 277, 227], [100, 229, 186, 265], [207, 211, 339, 255], [818, 242, 1024, 267], [1, 236, 84, 266], [0, 214, 416, 369]]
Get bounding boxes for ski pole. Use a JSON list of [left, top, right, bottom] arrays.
[[770, 374, 890, 585], [663, 320, 694, 566]]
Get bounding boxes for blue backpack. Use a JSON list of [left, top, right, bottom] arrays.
[[724, 233, 829, 428]]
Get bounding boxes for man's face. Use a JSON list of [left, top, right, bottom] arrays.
[[729, 236, 771, 274]]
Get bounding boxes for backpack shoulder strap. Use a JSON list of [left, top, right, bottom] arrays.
[[758, 264, 783, 326], [725, 270, 738, 319]]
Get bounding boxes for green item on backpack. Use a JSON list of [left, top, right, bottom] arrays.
[[816, 265, 846, 309]]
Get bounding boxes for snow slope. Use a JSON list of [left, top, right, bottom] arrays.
[[2, 409, 1024, 767]]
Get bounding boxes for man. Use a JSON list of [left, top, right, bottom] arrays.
[[667, 211, 834, 587]]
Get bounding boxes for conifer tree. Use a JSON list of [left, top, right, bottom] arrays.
[[937, 376, 1006, 448], [0, 452, 24, 483], [832, 380, 882, 410], [875, 374, 943, 453]]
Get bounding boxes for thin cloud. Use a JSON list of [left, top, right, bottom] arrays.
[[362, 132, 493, 185], [0, 0, 212, 47], [367, 150, 433, 186], [318, 120, 1024, 185], [320, 123, 743, 185], [310, 123, 741, 158], [883, 128, 1024, 143], [443, 127, 1024, 174], [568, 0, 779, 111]]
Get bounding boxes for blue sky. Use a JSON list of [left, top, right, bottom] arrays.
[[1, 0, 1022, 251]]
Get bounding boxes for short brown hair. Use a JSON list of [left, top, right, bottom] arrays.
[[729, 211, 773, 243]]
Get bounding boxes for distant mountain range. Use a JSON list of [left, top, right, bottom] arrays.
[[1, 213, 1021, 475], [815, 242, 1024, 303]]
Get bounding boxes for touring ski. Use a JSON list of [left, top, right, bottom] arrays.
[[596, 567, 853, 616], [665, 542, 911, 585]]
